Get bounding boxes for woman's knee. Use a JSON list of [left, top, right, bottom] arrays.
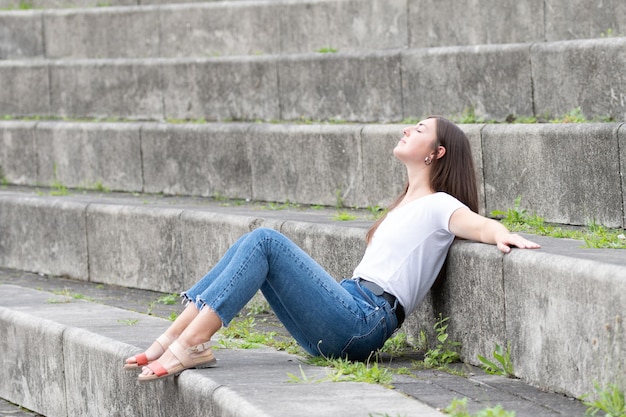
[[249, 227, 282, 241]]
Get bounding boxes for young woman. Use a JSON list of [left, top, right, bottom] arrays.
[[125, 116, 540, 381]]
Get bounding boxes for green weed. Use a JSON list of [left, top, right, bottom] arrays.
[[50, 179, 69, 196], [477, 342, 515, 378], [49, 164, 69, 196], [46, 297, 72, 304], [452, 107, 485, 124], [600, 28, 624, 38], [443, 397, 516, 417], [305, 356, 393, 386], [423, 314, 461, 368], [287, 364, 322, 383], [380, 332, 410, 356], [551, 107, 587, 123], [218, 316, 299, 352], [582, 382, 626, 417], [0, 165, 7, 187], [52, 288, 94, 301], [117, 319, 139, 326], [335, 189, 345, 209], [93, 181, 110, 192], [212, 192, 229, 201], [316, 47, 338, 53], [157, 293, 177, 305], [424, 313, 461, 368], [368, 205, 386, 220], [369, 413, 406, 417], [15, 0, 33, 9], [145, 293, 178, 315], [492, 197, 626, 249], [333, 211, 357, 221], [245, 299, 271, 316]]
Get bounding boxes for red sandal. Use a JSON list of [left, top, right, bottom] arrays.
[[138, 340, 217, 382], [123, 334, 172, 370]]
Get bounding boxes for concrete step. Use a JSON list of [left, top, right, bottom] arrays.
[[1, 38, 625, 123], [1, 120, 625, 229], [1, 0, 625, 60], [0, 283, 442, 417], [0, 187, 624, 398], [0, 271, 592, 417]]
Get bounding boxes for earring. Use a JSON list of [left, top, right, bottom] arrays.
[[424, 156, 432, 166]]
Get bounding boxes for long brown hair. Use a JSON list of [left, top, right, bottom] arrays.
[[365, 116, 479, 244]]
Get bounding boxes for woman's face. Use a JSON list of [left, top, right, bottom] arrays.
[[393, 118, 438, 164]]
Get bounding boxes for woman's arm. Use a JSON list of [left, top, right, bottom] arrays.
[[449, 208, 541, 253]]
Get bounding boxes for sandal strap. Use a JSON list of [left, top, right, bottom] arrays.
[[188, 341, 212, 353], [155, 334, 172, 351], [134, 353, 149, 367], [169, 341, 193, 368], [169, 341, 212, 368], [146, 361, 169, 377]]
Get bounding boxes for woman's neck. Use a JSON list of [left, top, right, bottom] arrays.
[[398, 182, 434, 208]]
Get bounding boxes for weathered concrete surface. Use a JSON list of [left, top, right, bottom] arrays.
[[3, 0, 625, 58], [504, 239, 626, 398], [141, 122, 253, 198], [86, 203, 185, 293], [544, 0, 626, 41], [160, 57, 280, 121], [0, 11, 43, 59], [482, 123, 624, 228], [44, 6, 160, 59], [359, 124, 407, 207], [1, 38, 625, 122], [246, 123, 363, 206], [0, 61, 49, 116], [158, 2, 282, 57], [531, 38, 626, 122], [1, 189, 625, 399], [0, 284, 443, 417], [0, 308, 67, 417], [35, 122, 143, 192], [0, 195, 88, 278], [279, 0, 407, 54], [278, 51, 403, 123], [419, 240, 508, 368], [0, 269, 595, 417], [1, 121, 624, 228], [408, 0, 544, 47], [48, 59, 163, 120], [0, 121, 37, 185], [401, 44, 533, 121]]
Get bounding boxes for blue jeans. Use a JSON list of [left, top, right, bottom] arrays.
[[182, 228, 399, 360]]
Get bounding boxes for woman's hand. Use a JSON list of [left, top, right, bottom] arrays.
[[494, 231, 541, 253]]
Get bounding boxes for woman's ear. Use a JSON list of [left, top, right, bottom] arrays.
[[436, 146, 446, 160]]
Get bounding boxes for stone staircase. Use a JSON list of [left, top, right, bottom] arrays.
[[1, 0, 625, 415]]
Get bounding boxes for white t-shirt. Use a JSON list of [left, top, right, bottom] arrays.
[[352, 192, 467, 315]]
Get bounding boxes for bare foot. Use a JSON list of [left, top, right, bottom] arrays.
[[138, 340, 216, 381]]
